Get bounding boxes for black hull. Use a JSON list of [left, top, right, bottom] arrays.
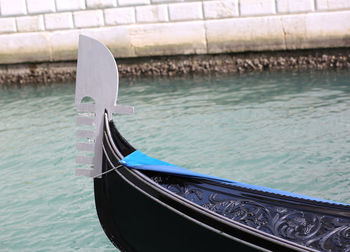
[[95, 164, 261, 251], [94, 114, 350, 251], [94, 120, 263, 251]]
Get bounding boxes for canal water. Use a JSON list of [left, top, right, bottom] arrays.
[[1, 70, 350, 250]]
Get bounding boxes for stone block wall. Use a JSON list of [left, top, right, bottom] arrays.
[[0, 0, 349, 64]]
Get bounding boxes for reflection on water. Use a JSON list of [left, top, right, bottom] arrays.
[[0, 70, 350, 250]]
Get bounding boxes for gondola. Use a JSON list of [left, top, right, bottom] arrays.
[[75, 35, 350, 251]]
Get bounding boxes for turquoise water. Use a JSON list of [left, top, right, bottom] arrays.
[[1, 70, 350, 250]]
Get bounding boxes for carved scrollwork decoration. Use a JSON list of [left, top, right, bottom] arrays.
[[150, 175, 350, 251], [165, 183, 203, 202]]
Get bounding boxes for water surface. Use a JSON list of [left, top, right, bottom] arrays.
[[1, 70, 350, 250]]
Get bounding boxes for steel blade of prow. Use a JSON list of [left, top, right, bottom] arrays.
[[74, 35, 133, 178]]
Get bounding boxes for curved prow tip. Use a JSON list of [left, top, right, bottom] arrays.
[[75, 35, 134, 178]]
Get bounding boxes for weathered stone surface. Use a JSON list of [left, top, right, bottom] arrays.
[[240, 0, 276, 16], [26, 0, 56, 14], [129, 21, 206, 56], [16, 15, 45, 32], [169, 2, 203, 21], [104, 7, 135, 25], [19, 26, 133, 62], [56, 0, 86, 12], [118, 0, 150, 6], [49, 29, 80, 61], [151, 0, 182, 2], [282, 11, 350, 49], [305, 11, 350, 48], [136, 5, 168, 23], [0, 0, 26, 16], [45, 12, 74, 30], [316, 0, 350, 10], [86, 0, 116, 9], [203, 0, 238, 19], [44, 22, 207, 59], [73, 10, 104, 28], [0, 4, 347, 66], [277, 0, 314, 13], [206, 16, 285, 53], [80, 26, 135, 58], [280, 14, 307, 50], [0, 17, 16, 34], [0, 32, 50, 64]]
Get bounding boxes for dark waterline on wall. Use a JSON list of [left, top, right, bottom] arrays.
[[0, 47, 349, 86]]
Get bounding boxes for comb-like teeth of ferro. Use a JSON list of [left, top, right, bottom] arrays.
[[76, 103, 96, 170], [111, 105, 134, 115], [76, 143, 95, 152], [76, 156, 94, 165], [76, 115, 95, 126], [77, 103, 96, 113], [76, 130, 95, 139]]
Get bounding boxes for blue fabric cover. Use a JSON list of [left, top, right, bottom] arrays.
[[120, 150, 349, 206]]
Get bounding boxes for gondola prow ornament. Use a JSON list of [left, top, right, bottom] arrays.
[[75, 35, 133, 178]]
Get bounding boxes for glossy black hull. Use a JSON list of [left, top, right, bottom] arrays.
[[95, 164, 261, 251], [94, 120, 263, 251], [94, 116, 350, 251]]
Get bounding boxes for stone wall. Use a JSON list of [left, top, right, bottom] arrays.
[[0, 0, 349, 64]]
